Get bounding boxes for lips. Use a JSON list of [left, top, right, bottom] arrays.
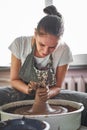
[[42, 53, 48, 57]]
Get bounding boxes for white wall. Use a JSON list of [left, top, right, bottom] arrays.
[[0, 0, 44, 66], [53, 0, 87, 55], [0, 0, 87, 66]]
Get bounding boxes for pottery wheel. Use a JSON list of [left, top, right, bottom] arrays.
[[13, 104, 68, 115], [12, 82, 69, 115]]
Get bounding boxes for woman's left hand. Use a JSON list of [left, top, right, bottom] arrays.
[[36, 86, 50, 102]]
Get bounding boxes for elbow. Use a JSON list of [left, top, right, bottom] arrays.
[[10, 80, 14, 87], [10, 78, 17, 88]]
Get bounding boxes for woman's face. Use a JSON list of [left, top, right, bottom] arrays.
[[34, 31, 60, 58]]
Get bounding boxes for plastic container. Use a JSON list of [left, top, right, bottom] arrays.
[[0, 117, 50, 130]]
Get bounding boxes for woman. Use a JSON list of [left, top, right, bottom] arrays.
[[0, 5, 73, 105]]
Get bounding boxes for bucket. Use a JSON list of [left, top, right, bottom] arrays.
[[0, 117, 50, 130]]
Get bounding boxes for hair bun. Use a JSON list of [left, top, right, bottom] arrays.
[[43, 5, 62, 18]]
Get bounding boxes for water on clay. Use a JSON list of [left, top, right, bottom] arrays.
[[4, 104, 77, 115], [2, 83, 77, 115]]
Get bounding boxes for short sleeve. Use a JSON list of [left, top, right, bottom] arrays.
[[8, 37, 22, 59], [58, 43, 73, 66]]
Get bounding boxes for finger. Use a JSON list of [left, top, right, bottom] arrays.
[[30, 81, 37, 90], [28, 84, 32, 89], [40, 95, 48, 102], [27, 86, 33, 93], [39, 92, 48, 97]]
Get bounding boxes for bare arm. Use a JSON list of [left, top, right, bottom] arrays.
[[10, 54, 29, 94], [48, 64, 68, 98]]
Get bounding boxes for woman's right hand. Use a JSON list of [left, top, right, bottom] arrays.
[[28, 81, 38, 93]]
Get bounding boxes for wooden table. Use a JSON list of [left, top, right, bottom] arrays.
[[79, 126, 87, 130]]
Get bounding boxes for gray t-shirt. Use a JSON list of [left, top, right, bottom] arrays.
[[8, 36, 73, 73]]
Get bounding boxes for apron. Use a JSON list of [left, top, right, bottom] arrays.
[[19, 43, 56, 87]]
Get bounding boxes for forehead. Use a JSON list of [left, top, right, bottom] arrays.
[[36, 33, 59, 46]]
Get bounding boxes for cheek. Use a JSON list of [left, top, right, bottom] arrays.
[[37, 44, 43, 51], [49, 48, 55, 53]]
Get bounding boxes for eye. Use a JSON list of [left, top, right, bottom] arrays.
[[39, 43, 45, 47], [50, 47, 55, 49], [49, 46, 56, 49]]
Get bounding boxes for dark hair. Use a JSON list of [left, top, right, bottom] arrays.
[[37, 5, 64, 37]]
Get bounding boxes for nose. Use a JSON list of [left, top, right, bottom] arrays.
[[44, 47, 49, 54]]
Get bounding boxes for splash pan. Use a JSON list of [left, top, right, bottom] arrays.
[[0, 99, 84, 130]]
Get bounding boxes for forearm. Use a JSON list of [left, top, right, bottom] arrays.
[[48, 65, 67, 98], [10, 79, 29, 94], [48, 85, 61, 99], [48, 64, 68, 98]]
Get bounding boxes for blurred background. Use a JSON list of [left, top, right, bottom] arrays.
[[0, 0, 87, 66]]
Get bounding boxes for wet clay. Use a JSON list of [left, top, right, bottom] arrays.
[[5, 104, 77, 115], [5, 87, 77, 115], [26, 87, 68, 114]]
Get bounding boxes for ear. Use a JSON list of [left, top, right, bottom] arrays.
[[34, 28, 38, 37]]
